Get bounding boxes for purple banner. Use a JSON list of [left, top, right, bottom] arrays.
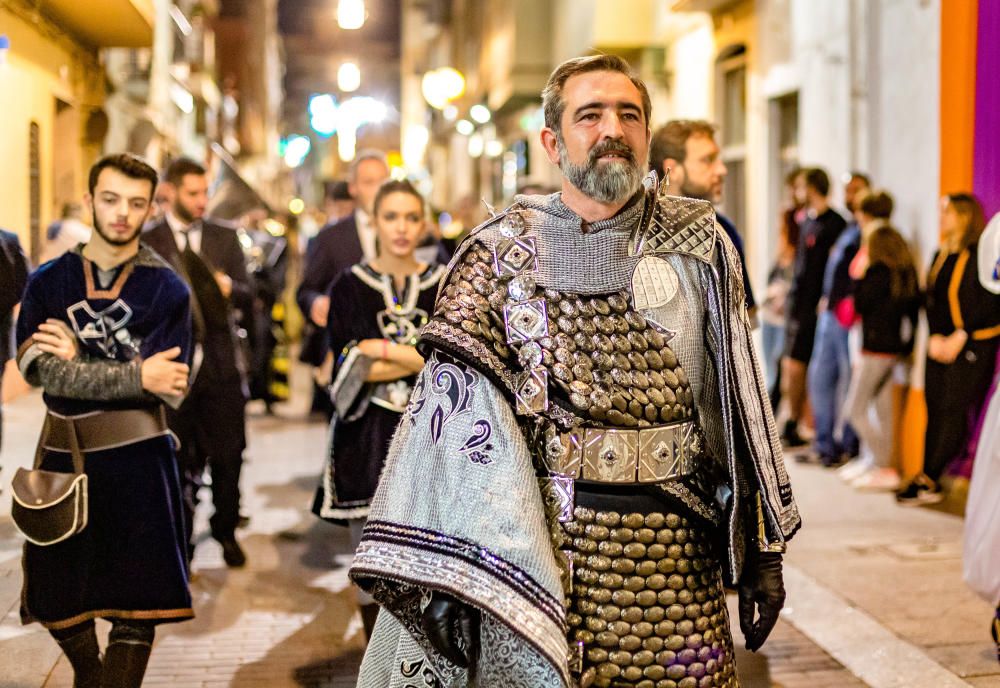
[[973, 0, 1000, 219]]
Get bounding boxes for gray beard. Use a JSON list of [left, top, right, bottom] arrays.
[[558, 139, 643, 205]]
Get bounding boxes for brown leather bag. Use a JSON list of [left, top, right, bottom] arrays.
[[11, 416, 88, 546]]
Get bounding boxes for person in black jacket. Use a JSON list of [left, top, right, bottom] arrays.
[[842, 192, 919, 491], [897, 194, 1000, 504], [0, 228, 29, 450], [781, 168, 847, 447], [142, 158, 254, 567]]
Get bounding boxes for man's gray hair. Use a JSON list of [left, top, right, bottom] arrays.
[[349, 150, 389, 181], [541, 54, 652, 136]]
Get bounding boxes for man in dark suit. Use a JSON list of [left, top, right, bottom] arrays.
[[1, 228, 29, 451], [142, 158, 253, 567], [296, 153, 389, 419], [296, 151, 389, 372]]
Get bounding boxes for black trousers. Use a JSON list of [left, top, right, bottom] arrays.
[[168, 379, 247, 547], [923, 340, 999, 482]]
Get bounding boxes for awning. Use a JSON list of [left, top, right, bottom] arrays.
[[42, 0, 155, 48]]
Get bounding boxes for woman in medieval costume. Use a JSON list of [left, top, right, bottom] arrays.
[[312, 179, 445, 638]]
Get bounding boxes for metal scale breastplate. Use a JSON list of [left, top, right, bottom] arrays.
[[435, 243, 696, 428]]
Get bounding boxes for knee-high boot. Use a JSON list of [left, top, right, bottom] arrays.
[[53, 625, 103, 688], [101, 623, 154, 688]]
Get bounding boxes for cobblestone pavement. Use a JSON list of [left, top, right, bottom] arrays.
[[0, 382, 995, 687]]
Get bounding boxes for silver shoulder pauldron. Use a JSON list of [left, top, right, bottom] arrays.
[[629, 175, 718, 262]]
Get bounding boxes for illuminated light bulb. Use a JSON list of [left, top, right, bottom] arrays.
[[456, 119, 474, 136], [468, 133, 484, 158], [338, 62, 361, 92], [337, 0, 365, 30], [470, 104, 491, 124]]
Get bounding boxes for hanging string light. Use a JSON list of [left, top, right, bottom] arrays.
[[337, 0, 366, 30]]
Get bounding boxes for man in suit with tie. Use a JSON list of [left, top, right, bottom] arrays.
[[297, 151, 390, 375], [142, 158, 253, 568]]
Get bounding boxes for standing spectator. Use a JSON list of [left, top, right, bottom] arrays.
[[762, 169, 805, 408], [897, 194, 1000, 504], [15, 153, 193, 688], [39, 203, 91, 265], [322, 180, 355, 231], [843, 194, 920, 490], [650, 119, 756, 316], [781, 167, 847, 447], [312, 179, 445, 639], [0, 228, 29, 450], [805, 171, 869, 465], [143, 158, 254, 567]]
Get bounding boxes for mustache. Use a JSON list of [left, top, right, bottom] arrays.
[[588, 139, 636, 165]]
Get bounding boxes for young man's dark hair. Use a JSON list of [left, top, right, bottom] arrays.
[[164, 157, 208, 187], [847, 170, 871, 187], [88, 154, 159, 200], [648, 119, 718, 174], [541, 53, 652, 135], [857, 189, 894, 220], [804, 167, 831, 197]]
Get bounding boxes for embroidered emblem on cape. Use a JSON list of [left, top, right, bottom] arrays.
[[459, 419, 494, 465], [631, 255, 679, 309], [424, 359, 479, 444], [67, 299, 140, 359], [400, 658, 442, 687]]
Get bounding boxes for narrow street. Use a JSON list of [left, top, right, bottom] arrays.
[[0, 371, 997, 687]]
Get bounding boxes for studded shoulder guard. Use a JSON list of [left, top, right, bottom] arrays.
[[629, 189, 717, 262]]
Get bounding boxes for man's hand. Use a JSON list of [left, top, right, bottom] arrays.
[[214, 271, 233, 298], [141, 347, 190, 397], [738, 551, 786, 652], [32, 319, 78, 360], [310, 295, 330, 327], [421, 592, 479, 668]]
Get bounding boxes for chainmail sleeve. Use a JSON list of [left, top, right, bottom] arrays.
[[26, 350, 145, 401]]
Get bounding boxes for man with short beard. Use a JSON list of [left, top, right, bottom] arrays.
[[16, 153, 194, 687], [350, 55, 799, 687], [651, 120, 757, 322], [143, 158, 254, 568]]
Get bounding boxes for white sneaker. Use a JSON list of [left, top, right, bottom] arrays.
[[852, 468, 901, 491], [837, 459, 870, 482]]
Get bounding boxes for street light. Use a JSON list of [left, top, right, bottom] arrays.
[[337, 0, 365, 30], [338, 62, 361, 92], [470, 104, 491, 124], [421, 67, 465, 110]]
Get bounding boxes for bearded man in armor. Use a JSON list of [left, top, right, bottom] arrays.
[[350, 55, 801, 688]]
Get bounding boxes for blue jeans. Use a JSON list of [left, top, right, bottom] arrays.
[[807, 310, 858, 458], [761, 321, 785, 394]]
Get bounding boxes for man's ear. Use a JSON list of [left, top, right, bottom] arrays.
[[83, 193, 94, 216], [663, 158, 683, 187], [540, 128, 561, 166]]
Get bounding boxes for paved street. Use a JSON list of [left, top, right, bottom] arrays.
[[0, 374, 997, 687]]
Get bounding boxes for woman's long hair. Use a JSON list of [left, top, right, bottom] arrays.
[[868, 226, 918, 300], [945, 193, 986, 252]]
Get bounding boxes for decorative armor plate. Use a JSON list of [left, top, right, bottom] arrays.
[[432, 243, 696, 429]]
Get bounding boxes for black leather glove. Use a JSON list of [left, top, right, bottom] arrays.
[[737, 551, 786, 652], [420, 592, 480, 668]]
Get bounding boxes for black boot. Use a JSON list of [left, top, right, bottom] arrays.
[[101, 623, 154, 688], [54, 626, 102, 688], [361, 603, 380, 640]]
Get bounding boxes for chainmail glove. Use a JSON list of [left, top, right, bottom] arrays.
[[420, 592, 480, 668], [737, 551, 786, 652]]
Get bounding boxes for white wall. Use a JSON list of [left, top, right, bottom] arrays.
[[870, 0, 940, 267]]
